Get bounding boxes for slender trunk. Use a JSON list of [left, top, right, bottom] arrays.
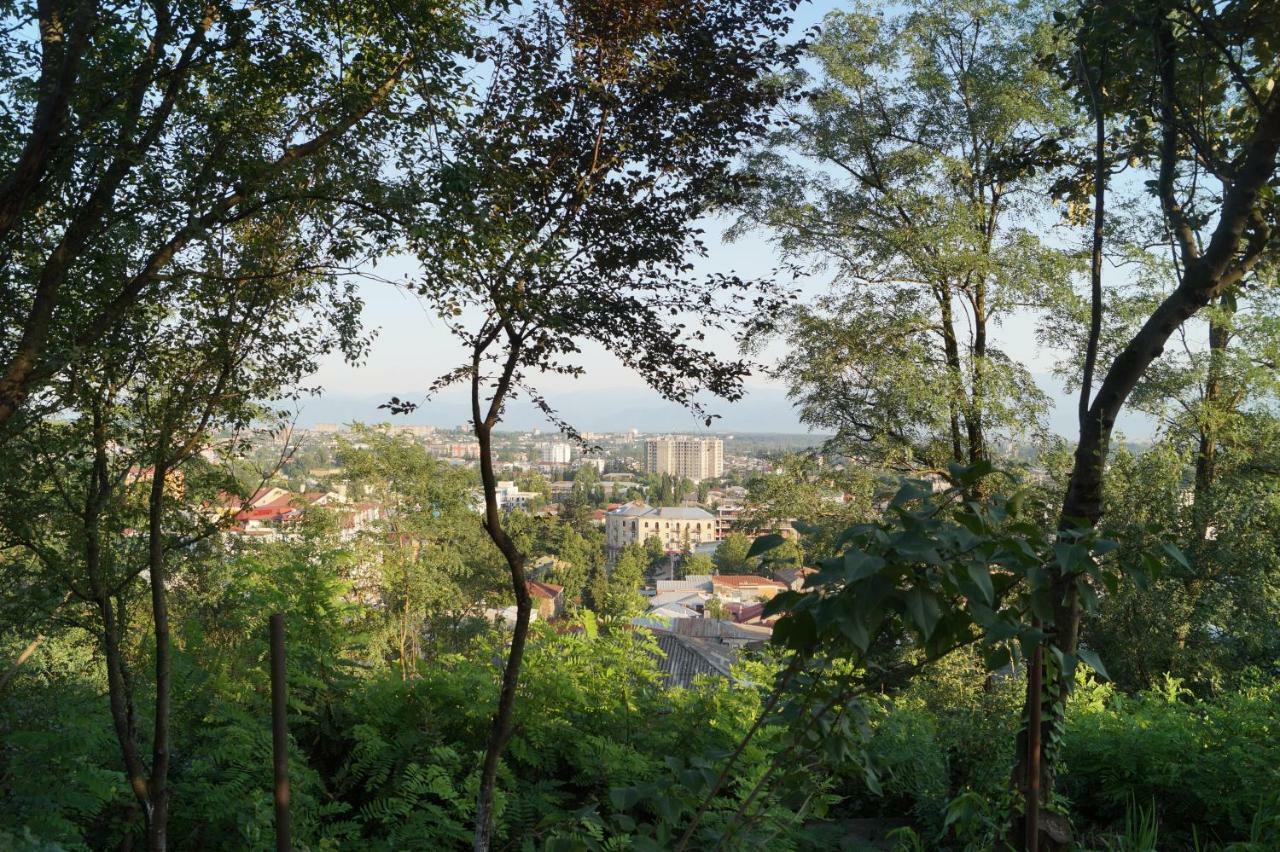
[[968, 280, 987, 464], [1079, 49, 1107, 431], [1178, 295, 1233, 649], [472, 417, 532, 851], [102, 595, 152, 815], [472, 334, 531, 852], [401, 576, 412, 681], [86, 404, 154, 822], [146, 460, 172, 852], [938, 283, 967, 463], [1192, 295, 1232, 534]]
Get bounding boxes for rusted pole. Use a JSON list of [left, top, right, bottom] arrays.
[[270, 613, 291, 852], [1026, 639, 1042, 852]]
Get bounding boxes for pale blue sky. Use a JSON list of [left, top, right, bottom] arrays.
[[303, 1, 1154, 439]]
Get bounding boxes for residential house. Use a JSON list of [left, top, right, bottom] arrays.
[[528, 580, 565, 620]]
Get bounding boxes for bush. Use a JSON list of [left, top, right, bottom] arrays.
[[1063, 674, 1280, 847]]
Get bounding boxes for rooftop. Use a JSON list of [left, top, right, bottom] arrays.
[[606, 502, 714, 521]]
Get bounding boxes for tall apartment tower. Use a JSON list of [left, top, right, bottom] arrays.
[[644, 436, 724, 481]]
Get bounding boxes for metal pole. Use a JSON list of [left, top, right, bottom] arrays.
[[270, 613, 291, 852], [1026, 639, 1042, 852]]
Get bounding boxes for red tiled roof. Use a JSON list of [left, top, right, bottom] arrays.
[[527, 580, 564, 600]]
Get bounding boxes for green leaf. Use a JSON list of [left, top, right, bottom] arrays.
[[964, 563, 994, 606], [1076, 647, 1109, 681], [902, 587, 942, 640], [747, 533, 786, 558], [843, 550, 886, 582], [1161, 541, 1191, 572]]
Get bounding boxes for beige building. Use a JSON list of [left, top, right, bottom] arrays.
[[605, 502, 718, 555], [644, 436, 724, 482]]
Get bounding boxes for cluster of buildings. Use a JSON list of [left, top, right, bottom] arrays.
[[216, 485, 382, 542]]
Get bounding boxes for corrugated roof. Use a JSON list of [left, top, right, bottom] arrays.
[[647, 631, 735, 689], [670, 618, 773, 642], [711, 574, 786, 589]]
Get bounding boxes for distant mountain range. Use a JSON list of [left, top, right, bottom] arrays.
[[288, 384, 810, 433], [290, 374, 1158, 439]]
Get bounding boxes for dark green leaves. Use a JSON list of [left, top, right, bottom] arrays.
[[747, 532, 788, 558]]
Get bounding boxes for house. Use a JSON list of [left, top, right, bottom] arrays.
[[644, 630, 735, 689], [527, 580, 564, 620], [709, 574, 787, 602], [649, 589, 708, 611], [773, 566, 818, 591]]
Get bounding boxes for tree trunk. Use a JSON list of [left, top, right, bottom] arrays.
[[937, 282, 968, 463], [1192, 294, 1232, 535], [1012, 65, 1280, 819], [471, 343, 532, 851], [146, 461, 172, 852], [968, 279, 988, 465]]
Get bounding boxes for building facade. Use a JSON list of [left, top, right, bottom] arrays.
[[605, 501, 717, 554], [644, 436, 724, 482], [540, 442, 572, 464]]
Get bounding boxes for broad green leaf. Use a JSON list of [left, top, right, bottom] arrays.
[[903, 587, 942, 640], [1076, 647, 1110, 681], [747, 532, 787, 558], [965, 563, 994, 606], [843, 550, 886, 582]]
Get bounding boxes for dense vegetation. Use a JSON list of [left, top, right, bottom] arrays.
[[1, 0, 1278, 850]]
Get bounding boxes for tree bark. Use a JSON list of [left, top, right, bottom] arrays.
[[968, 279, 988, 465], [471, 333, 531, 852], [0, 0, 95, 240], [937, 282, 968, 463], [145, 457, 172, 852]]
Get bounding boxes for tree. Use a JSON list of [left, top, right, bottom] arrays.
[[338, 426, 505, 671], [1020, 0, 1280, 838], [738, 454, 875, 562], [705, 596, 729, 622], [714, 533, 753, 573], [0, 0, 468, 432], [733, 0, 1073, 465], [683, 551, 715, 578], [644, 535, 670, 583], [598, 544, 648, 621], [0, 216, 364, 849], [385, 2, 801, 846]]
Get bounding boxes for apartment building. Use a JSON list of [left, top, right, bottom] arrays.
[[540, 442, 572, 464], [644, 436, 724, 482], [605, 501, 717, 554]]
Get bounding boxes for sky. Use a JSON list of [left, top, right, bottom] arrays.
[[300, 1, 1156, 440]]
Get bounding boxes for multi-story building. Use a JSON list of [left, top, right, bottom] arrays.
[[540, 442, 572, 465], [605, 501, 717, 555], [644, 436, 724, 482]]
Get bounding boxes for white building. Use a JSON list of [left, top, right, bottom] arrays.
[[540, 442, 572, 465], [491, 481, 541, 511], [644, 436, 724, 482], [605, 501, 717, 554]]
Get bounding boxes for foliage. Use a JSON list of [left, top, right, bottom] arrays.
[[1063, 674, 1280, 847], [0, 0, 470, 428], [733, 0, 1071, 464], [714, 533, 755, 573]]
